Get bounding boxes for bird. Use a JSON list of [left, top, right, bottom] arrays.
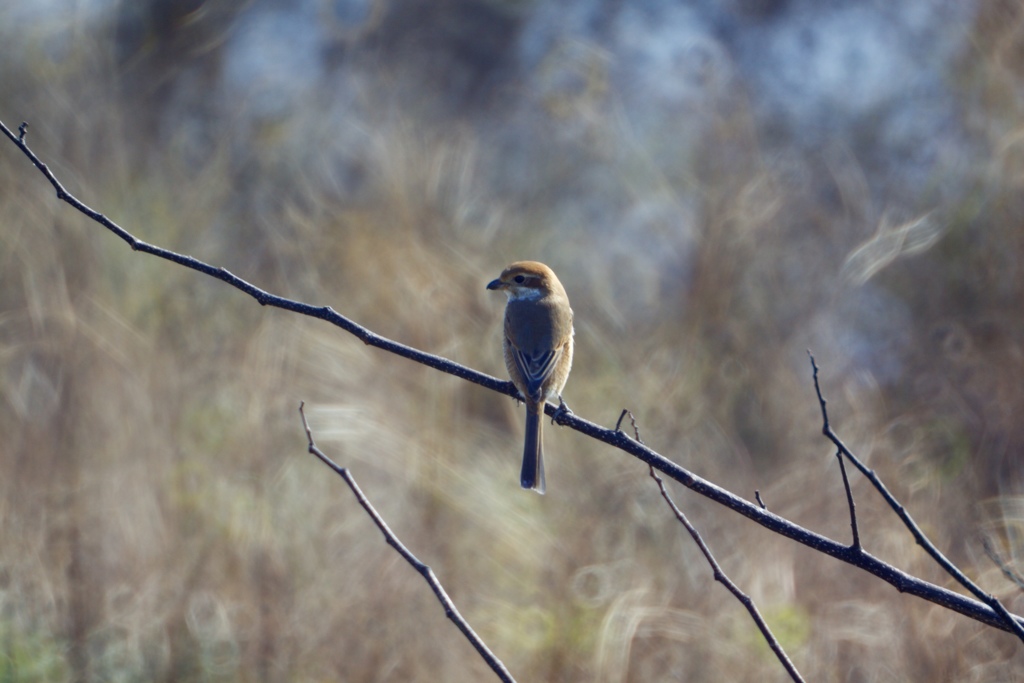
[[487, 261, 574, 494]]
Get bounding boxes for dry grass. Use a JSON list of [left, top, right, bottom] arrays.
[[2, 5, 1024, 681]]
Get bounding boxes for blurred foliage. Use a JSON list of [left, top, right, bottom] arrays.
[[0, 621, 69, 683], [2, 0, 1024, 681]]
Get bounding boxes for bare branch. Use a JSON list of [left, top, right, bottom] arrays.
[[650, 465, 805, 681], [835, 449, 861, 550], [626, 411, 805, 682], [808, 351, 1024, 642], [983, 536, 1024, 593], [298, 403, 517, 683], [4, 119, 1023, 637], [0, 120, 516, 398]]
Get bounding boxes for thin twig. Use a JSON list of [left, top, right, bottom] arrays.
[[808, 351, 1024, 642], [614, 408, 630, 432], [755, 491, 767, 510], [621, 410, 642, 442], [298, 403, 517, 683], [4, 119, 1022, 636], [835, 449, 860, 550], [623, 412, 804, 683], [982, 536, 1024, 593]]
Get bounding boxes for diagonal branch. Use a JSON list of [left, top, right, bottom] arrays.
[[298, 403, 516, 683], [622, 409, 805, 683], [808, 352, 1024, 642], [649, 466, 805, 682], [4, 118, 1023, 638]]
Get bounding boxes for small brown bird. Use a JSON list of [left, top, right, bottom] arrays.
[[487, 261, 574, 494]]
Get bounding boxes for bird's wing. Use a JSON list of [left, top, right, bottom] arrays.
[[511, 345, 563, 401]]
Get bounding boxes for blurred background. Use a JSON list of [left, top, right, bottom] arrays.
[[2, 0, 1024, 680]]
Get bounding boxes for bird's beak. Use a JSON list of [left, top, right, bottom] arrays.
[[486, 278, 505, 291]]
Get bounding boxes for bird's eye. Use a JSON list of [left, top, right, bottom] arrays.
[[514, 275, 526, 284]]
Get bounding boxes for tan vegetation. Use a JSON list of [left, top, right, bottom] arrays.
[[2, 3, 1024, 681]]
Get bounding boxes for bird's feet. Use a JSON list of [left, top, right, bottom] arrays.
[[551, 397, 573, 425]]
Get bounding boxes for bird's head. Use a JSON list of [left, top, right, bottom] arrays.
[[487, 261, 566, 301]]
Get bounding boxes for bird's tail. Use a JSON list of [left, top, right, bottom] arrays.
[[521, 401, 546, 494]]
